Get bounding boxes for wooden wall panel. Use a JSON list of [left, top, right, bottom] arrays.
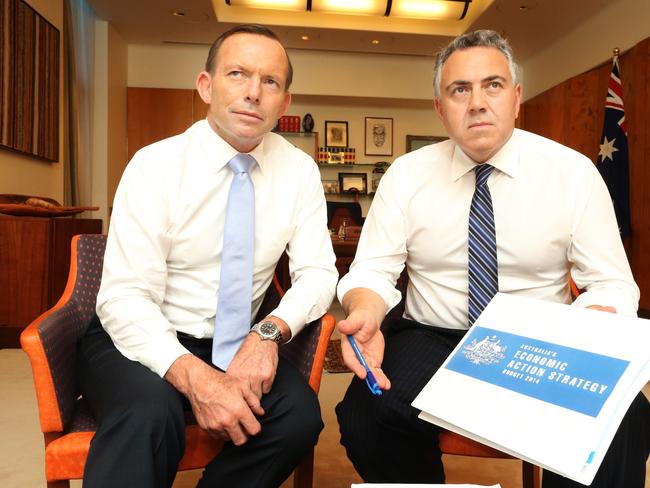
[[192, 91, 209, 123], [127, 87, 194, 161], [520, 36, 650, 310]]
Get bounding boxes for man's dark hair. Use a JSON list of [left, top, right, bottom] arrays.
[[204, 24, 293, 90], [433, 29, 520, 97]]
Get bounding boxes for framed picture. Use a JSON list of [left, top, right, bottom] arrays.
[[322, 179, 339, 194], [325, 120, 349, 148], [406, 135, 447, 153], [365, 117, 393, 156], [0, 0, 60, 161], [338, 172, 368, 194]]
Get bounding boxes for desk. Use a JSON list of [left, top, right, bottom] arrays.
[[273, 236, 359, 292], [331, 236, 358, 277]]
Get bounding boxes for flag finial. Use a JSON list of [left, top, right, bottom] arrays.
[[613, 47, 620, 57]]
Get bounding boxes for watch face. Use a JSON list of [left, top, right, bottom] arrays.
[[260, 322, 277, 336]]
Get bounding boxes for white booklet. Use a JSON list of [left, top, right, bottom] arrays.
[[412, 293, 650, 486]]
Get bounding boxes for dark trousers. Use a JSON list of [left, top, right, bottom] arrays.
[[77, 315, 323, 488], [336, 317, 650, 487]]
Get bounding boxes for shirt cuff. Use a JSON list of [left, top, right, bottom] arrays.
[[337, 270, 403, 312], [572, 288, 638, 317], [115, 332, 192, 378]]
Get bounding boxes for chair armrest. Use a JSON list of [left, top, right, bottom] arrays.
[[21, 301, 80, 434], [280, 313, 335, 395]]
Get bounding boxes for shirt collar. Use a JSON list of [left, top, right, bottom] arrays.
[[198, 118, 268, 174], [450, 128, 520, 181]]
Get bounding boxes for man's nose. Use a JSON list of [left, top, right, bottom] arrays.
[[245, 78, 261, 104], [468, 88, 487, 112]]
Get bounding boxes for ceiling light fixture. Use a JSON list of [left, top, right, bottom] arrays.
[[224, 0, 471, 20]]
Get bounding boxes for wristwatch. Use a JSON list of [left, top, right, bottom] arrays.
[[250, 320, 283, 344]]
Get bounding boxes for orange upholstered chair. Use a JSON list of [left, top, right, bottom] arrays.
[[21, 234, 335, 488]]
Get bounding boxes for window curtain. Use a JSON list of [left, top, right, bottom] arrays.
[[63, 0, 95, 206]]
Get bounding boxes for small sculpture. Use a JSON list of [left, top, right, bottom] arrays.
[[302, 113, 314, 133]]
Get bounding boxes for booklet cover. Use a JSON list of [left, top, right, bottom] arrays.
[[412, 293, 650, 485]]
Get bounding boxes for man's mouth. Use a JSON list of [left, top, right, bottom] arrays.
[[233, 110, 263, 121], [468, 121, 492, 129]]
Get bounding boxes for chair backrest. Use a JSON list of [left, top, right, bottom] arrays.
[[21, 234, 107, 433], [326, 201, 364, 231]]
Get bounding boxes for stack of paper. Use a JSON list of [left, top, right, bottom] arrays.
[[352, 485, 501, 488], [412, 293, 650, 485]]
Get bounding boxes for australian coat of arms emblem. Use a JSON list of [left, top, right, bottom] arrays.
[[462, 335, 507, 365]]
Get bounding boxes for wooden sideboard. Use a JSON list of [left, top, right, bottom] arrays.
[[0, 215, 102, 347]]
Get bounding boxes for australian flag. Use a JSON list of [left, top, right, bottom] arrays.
[[597, 54, 631, 239]]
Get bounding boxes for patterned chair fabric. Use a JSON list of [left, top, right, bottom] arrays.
[[20, 234, 334, 487]]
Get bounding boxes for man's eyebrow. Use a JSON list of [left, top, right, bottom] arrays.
[[482, 75, 507, 83]]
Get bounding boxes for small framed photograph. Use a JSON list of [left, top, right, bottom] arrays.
[[327, 150, 344, 164], [365, 117, 393, 156], [322, 180, 339, 194], [406, 135, 447, 153], [325, 120, 349, 148], [338, 172, 368, 194]]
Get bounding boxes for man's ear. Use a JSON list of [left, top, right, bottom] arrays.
[[277, 91, 292, 119], [196, 71, 212, 105], [514, 83, 522, 119], [434, 97, 444, 121]]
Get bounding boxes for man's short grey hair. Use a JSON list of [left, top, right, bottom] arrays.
[[433, 29, 521, 97]]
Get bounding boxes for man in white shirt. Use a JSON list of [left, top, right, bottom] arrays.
[[335, 29, 649, 487], [77, 24, 337, 487]]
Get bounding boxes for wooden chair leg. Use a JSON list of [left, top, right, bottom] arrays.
[[522, 460, 541, 488], [292, 448, 314, 488], [47, 481, 71, 488]]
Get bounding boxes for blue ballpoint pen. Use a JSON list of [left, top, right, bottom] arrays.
[[347, 335, 382, 396]]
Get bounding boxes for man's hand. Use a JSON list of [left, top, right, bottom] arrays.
[[338, 288, 391, 390], [227, 316, 290, 398], [227, 333, 279, 399], [165, 354, 263, 446], [587, 304, 617, 313]]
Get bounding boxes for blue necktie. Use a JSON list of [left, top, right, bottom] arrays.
[[212, 154, 256, 369], [468, 164, 498, 326]]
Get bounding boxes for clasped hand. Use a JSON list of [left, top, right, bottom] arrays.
[[166, 335, 278, 446]]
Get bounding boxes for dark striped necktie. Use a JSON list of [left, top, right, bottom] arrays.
[[468, 164, 498, 326]]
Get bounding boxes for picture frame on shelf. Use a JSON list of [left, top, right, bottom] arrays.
[[406, 135, 447, 153], [325, 120, 349, 148], [365, 117, 393, 156], [338, 172, 367, 194], [322, 180, 339, 194]]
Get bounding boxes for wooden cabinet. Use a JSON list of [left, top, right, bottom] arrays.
[[0, 215, 102, 347]]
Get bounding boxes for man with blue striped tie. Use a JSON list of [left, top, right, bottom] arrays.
[[77, 24, 337, 487], [335, 29, 649, 488]]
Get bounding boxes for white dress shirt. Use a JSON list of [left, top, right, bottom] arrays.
[[97, 120, 337, 377], [338, 129, 639, 329]]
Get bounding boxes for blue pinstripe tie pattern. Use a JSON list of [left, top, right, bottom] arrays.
[[468, 164, 498, 326], [212, 154, 256, 369]]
